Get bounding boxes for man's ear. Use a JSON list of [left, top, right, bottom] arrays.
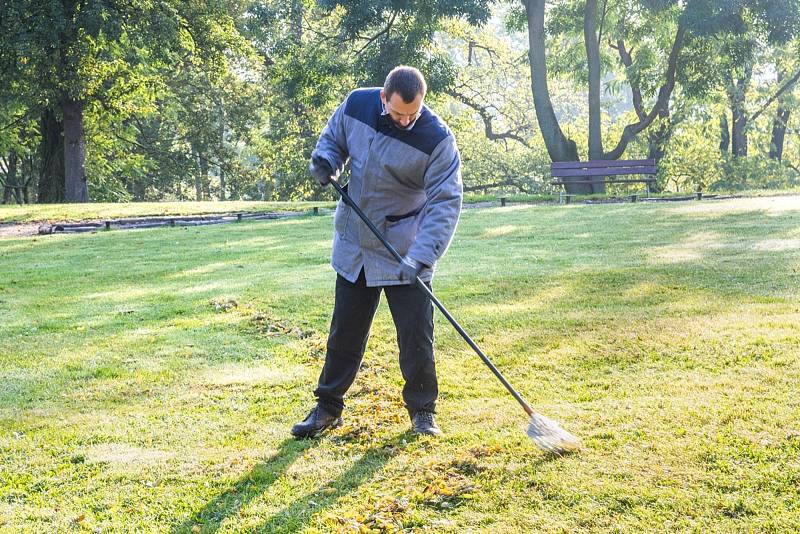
[[379, 89, 385, 102]]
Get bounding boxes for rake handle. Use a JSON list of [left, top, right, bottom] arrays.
[[329, 178, 535, 418]]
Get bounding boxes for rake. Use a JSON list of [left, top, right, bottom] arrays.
[[329, 179, 581, 454]]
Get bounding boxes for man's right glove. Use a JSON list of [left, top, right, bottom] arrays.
[[397, 256, 425, 283], [309, 155, 334, 187]]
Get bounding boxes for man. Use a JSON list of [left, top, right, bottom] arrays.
[[291, 66, 463, 438]]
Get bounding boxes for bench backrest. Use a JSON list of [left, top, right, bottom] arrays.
[[551, 159, 656, 178]]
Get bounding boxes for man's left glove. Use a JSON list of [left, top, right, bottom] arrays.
[[309, 155, 334, 187], [397, 256, 425, 283]]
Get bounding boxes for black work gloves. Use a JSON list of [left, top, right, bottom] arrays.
[[397, 256, 425, 283], [309, 155, 334, 187]]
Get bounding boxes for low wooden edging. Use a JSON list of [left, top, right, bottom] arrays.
[[37, 211, 309, 235]]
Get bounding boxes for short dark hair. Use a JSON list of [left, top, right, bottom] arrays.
[[384, 66, 427, 103]]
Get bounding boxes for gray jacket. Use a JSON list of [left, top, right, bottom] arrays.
[[312, 88, 463, 287]]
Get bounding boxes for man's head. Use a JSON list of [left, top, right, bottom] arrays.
[[381, 66, 426, 128]]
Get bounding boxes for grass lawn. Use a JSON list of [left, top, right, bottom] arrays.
[[1, 195, 799, 532]]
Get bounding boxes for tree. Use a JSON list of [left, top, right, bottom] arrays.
[[0, 0, 242, 202], [514, 0, 685, 193], [681, 0, 800, 159]]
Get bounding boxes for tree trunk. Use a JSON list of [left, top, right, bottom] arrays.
[[584, 0, 605, 193], [194, 150, 203, 201], [3, 151, 19, 204], [646, 110, 670, 193], [200, 154, 210, 200], [523, 0, 582, 192], [769, 71, 791, 161], [584, 0, 602, 158], [727, 65, 752, 158], [62, 98, 89, 202], [730, 103, 748, 157], [219, 110, 226, 201], [38, 108, 66, 203], [291, 0, 303, 44], [719, 112, 730, 153], [131, 178, 147, 201], [768, 106, 790, 161], [23, 154, 34, 203], [647, 111, 670, 162]]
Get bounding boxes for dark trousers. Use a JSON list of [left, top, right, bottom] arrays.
[[314, 269, 437, 417]]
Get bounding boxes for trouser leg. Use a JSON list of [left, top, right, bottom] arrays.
[[314, 270, 380, 417], [385, 280, 437, 415]]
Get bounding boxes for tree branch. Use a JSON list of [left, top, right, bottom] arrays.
[[612, 39, 647, 121], [447, 89, 531, 148], [0, 111, 34, 133], [468, 41, 499, 67], [356, 11, 397, 55], [597, 0, 609, 47], [603, 24, 685, 160], [747, 66, 800, 126]]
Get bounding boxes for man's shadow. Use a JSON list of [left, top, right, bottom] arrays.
[[171, 432, 413, 533], [170, 437, 314, 533]]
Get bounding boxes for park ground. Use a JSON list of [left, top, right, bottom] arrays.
[[1, 195, 799, 532]]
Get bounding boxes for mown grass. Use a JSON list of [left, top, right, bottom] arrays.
[[1, 196, 799, 532], [3, 188, 796, 224]]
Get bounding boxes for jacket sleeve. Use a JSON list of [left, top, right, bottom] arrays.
[[311, 95, 349, 175], [406, 134, 463, 268]]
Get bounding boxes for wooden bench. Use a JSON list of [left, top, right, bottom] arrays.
[[551, 159, 657, 203]]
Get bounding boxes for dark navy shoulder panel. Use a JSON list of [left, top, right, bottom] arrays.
[[344, 88, 382, 129], [379, 107, 451, 156]]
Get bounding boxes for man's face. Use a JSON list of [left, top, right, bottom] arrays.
[[381, 89, 423, 129]]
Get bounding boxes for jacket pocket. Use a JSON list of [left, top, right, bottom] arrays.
[[334, 203, 351, 238], [384, 207, 423, 257]]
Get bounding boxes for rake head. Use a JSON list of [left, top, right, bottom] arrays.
[[526, 412, 582, 454]]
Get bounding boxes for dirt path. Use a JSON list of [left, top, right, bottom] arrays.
[[0, 223, 40, 239]]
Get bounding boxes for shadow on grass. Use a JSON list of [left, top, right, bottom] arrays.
[[170, 437, 316, 533], [172, 432, 413, 534], [4, 204, 799, 409], [252, 432, 413, 533]]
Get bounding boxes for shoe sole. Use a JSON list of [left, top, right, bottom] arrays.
[[291, 417, 343, 439]]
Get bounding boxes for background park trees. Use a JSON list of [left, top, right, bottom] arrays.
[[1, 0, 798, 203]]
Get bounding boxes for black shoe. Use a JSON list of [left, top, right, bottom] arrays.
[[411, 411, 442, 436], [291, 405, 343, 438]]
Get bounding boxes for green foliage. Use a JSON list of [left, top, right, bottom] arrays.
[[448, 113, 552, 194], [654, 99, 800, 192], [1, 0, 799, 203], [716, 156, 800, 191], [248, 1, 353, 201], [658, 107, 726, 191], [318, 0, 493, 87]]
